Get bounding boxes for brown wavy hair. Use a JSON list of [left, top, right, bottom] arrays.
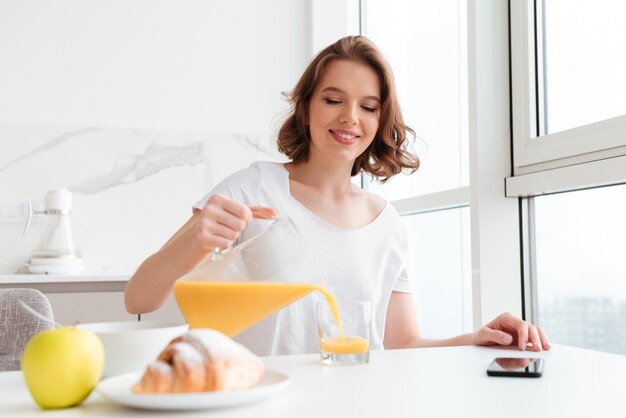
[[277, 35, 419, 182]]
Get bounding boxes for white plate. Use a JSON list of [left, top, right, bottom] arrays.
[[96, 370, 290, 411]]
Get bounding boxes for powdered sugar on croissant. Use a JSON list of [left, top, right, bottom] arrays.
[[133, 329, 264, 393]]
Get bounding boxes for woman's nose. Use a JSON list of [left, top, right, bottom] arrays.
[[339, 104, 358, 125]]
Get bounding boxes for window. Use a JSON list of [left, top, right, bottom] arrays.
[[534, 184, 626, 355], [542, 0, 626, 134], [362, 0, 471, 335], [509, 0, 626, 180], [404, 208, 472, 337], [511, 0, 626, 355]]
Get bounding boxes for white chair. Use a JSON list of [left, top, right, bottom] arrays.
[[0, 288, 54, 371]]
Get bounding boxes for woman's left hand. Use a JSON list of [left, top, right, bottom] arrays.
[[472, 312, 551, 351]]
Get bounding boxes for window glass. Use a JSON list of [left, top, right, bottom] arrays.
[[543, 0, 626, 133], [363, 0, 469, 200], [401, 207, 472, 338], [535, 184, 626, 354]]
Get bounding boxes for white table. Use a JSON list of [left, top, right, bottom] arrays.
[[0, 344, 623, 417]]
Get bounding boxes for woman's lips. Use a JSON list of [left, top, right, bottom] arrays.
[[329, 129, 359, 145]]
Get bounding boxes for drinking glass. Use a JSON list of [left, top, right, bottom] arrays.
[[317, 300, 371, 366]]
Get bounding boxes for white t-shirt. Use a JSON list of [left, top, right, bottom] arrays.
[[193, 161, 412, 356]]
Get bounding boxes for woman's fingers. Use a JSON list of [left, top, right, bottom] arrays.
[[214, 195, 253, 223], [537, 325, 551, 350], [250, 206, 279, 220], [197, 195, 278, 251], [197, 195, 247, 250], [527, 325, 542, 351], [486, 328, 513, 346], [195, 216, 238, 249], [479, 312, 551, 352], [516, 322, 530, 351], [206, 206, 248, 232], [472, 327, 512, 346]]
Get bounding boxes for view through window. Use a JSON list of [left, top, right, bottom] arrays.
[[535, 184, 626, 355], [532, 0, 626, 355], [542, 0, 626, 134]]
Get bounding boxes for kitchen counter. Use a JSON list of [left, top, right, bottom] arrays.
[[0, 344, 622, 417], [0, 274, 184, 324], [0, 274, 129, 292]]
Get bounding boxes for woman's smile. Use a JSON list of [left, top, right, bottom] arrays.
[[329, 128, 360, 145]]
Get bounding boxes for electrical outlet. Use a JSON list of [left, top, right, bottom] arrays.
[[0, 197, 45, 221]]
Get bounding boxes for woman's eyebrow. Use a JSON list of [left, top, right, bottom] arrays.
[[320, 86, 381, 103]]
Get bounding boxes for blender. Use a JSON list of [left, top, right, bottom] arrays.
[[23, 189, 84, 274]]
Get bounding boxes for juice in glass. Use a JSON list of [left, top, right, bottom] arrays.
[[317, 300, 371, 365]]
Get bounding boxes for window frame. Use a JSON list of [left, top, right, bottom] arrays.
[[508, 0, 626, 196], [509, 0, 626, 326]]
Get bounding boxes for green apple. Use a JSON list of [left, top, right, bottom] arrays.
[[21, 327, 104, 409]]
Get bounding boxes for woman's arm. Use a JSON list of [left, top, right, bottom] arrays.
[[124, 210, 210, 314], [124, 194, 277, 314], [383, 291, 473, 348], [383, 291, 550, 350]]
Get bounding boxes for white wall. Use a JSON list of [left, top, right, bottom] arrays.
[[0, 0, 313, 274], [0, 0, 310, 133]]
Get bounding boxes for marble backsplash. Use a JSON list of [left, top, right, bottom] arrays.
[[0, 123, 282, 275]]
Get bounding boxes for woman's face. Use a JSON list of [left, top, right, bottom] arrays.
[[307, 59, 381, 166]]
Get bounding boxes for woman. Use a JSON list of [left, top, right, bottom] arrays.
[[125, 36, 550, 355]]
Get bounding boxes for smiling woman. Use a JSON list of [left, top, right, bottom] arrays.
[[126, 36, 421, 355], [125, 35, 549, 357]]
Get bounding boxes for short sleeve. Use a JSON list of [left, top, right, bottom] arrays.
[[391, 219, 413, 293], [192, 181, 236, 211], [392, 266, 413, 293], [191, 164, 262, 211]]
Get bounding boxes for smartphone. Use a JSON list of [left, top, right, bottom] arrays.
[[486, 357, 544, 377]]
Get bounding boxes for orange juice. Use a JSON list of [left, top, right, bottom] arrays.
[[174, 281, 343, 337], [320, 336, 369, 354]]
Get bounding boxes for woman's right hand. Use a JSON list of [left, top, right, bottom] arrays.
[[125, 194, 277, 314], [194, 194, 278, 252]]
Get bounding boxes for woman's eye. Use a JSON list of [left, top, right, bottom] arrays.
[[361, 106, 377, 113], [324, 98, 341, 105]]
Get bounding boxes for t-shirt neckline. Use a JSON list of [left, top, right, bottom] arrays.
[[275, 162, 388, 232]]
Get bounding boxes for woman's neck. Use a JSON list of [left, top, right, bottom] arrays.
[[284, 157, 356, 196]]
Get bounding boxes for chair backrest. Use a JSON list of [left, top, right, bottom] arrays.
[[0, 288, 54, 372]]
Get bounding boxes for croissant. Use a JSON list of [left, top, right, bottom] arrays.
[[132, 329, 264, 394]]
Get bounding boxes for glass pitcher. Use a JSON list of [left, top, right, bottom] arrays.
[[173, 218, 335, 336]]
